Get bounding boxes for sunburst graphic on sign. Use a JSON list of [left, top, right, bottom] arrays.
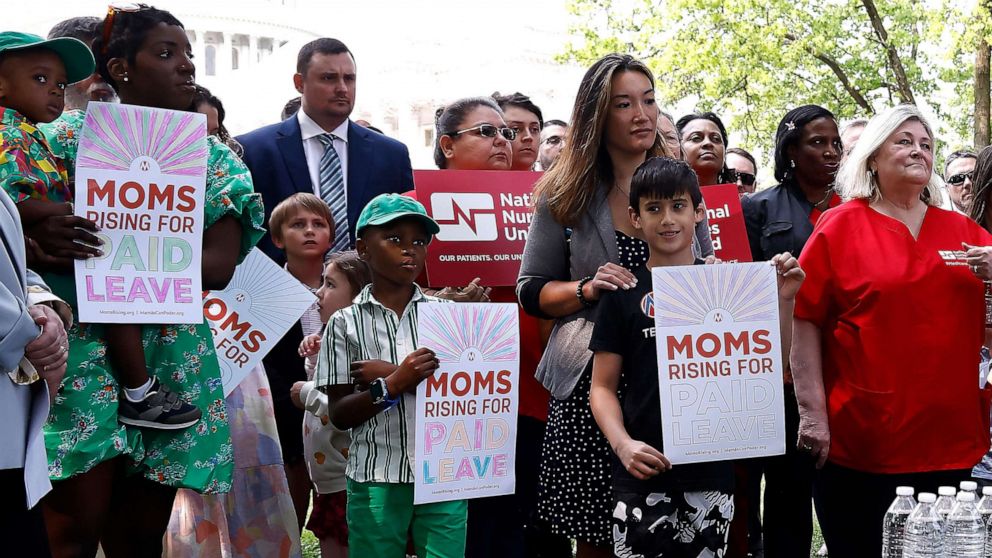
[[77, 102, 207, 176], [652, 263, 778, 327], [419, 305, 518, 363], [206, 250, 316, 333]]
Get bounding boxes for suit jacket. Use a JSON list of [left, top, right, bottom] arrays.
[[0, 189, 51, 508], [236, 117, 415, 263]]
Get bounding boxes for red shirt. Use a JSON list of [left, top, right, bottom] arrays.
[[795, 199, 992, 473]]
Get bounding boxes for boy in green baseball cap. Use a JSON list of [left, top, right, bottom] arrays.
[[315, 194, 469, 557], [0, 31, 95, 229]]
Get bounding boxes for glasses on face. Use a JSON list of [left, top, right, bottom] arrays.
[[729, 169, 756, 186], [448, 124, 516, 141], [947, 171, 974, 186], [101, 3, 143, 54], [542, 135, 565, 146]]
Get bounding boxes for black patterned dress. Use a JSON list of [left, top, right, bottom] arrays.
[[537, 231, 648, 546]]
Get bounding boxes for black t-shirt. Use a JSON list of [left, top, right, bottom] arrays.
[[589, 263, 734, 494]]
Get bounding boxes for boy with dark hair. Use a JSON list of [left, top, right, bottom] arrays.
[[588, 157, 804, 557], [315, 193, 467, 557]]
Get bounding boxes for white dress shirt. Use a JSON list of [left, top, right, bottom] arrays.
[[297, 110, 349, 201]]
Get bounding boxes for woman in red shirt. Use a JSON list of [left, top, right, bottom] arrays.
[[792, 104, 992, 558], [429, 96, 568, 558]]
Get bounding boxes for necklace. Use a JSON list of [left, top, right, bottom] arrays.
[[810, 186, 834, 209]]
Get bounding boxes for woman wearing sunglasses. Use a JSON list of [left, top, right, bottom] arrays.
[[431, 96, 568, 558], [36, 6, 265, 558], [739, 104, 841, 558]]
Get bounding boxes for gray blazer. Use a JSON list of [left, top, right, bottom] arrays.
[[0, 188, 52, 508], [517, 188, 618, 399]]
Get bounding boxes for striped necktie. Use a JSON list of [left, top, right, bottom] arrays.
[[317, 133, 350, 251]]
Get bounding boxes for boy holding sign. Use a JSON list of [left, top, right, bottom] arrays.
[[314, 194, 467, 558], [588, 158, 804, 556], [0, 32, 199, 430]]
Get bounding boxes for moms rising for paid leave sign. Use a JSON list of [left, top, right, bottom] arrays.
[[415, 303, 520, 504], [414, 170, 540, 287], [652, 262, 785, 464], [74, 102, 207, 324]]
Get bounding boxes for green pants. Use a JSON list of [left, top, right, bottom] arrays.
[[347, 479, 467, 558]]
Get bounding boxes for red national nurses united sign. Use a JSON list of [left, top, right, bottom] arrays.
[[415, 170, 541, 287], [702, 184, 752, 263]]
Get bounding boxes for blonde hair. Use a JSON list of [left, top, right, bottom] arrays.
[[836, 104, 943, 206], [269, 193, 334, 242], [533, 54, 671, 226]]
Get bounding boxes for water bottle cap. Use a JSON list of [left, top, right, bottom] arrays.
[[939, 486, 957, 496], [984, 486, 992, 496], [919, 493, 937, 503], [895, 486, 914, 496], [957, 491, 976, 502], [961, 481, 979, 492]]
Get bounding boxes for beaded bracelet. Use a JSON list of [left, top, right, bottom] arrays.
[[576, 275, 595, 308]]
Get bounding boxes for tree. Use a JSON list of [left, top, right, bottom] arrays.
[[559, 0, 977, 155]]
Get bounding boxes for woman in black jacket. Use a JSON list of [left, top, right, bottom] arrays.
[[742, 105, 842, 260], [739, 104, 841, 558]]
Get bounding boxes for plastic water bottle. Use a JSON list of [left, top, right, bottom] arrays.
[[963, 481, 980, 494], [946, 491, 984, 557], [882, 486, 917, 557], [978, 486, 992, 524], [904, 493, 943, 558], [936, 486, 957, 522]]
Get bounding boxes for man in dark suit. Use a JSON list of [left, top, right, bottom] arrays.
[[237, 38, 415, 263]]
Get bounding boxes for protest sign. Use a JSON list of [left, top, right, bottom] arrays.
[[415, 302, 519, 504], [204, 248, 316, 396], [414, 170, 540, 287], [74, 102, 207, 323], [701, 184, 752, 263], [652, 262, 785, 464]]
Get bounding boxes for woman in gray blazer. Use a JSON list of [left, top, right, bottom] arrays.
[[516, 53, 671, 558]]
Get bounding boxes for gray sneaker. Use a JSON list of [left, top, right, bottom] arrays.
[[119, 377, 202, 430]]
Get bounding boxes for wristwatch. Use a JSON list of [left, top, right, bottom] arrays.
[[370, 377, 397, 407]]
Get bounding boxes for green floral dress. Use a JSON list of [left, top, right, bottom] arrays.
[[22, 123, 265, 492]]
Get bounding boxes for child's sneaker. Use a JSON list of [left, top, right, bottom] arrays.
[[118, 377, 201, 429]]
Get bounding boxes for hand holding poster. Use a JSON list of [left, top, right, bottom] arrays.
[[701, 184, 751, 263], [204, 249, 316, 395], [414, 170, 541, 287], [415, 303, 519, 504], [652, 262, 785, 464], [74, 102, 207, 323]]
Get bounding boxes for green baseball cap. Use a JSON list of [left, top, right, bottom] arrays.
[[0, 31, 96, 84], [356, 193, 440, 241]]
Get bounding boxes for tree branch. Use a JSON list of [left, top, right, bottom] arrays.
[[785, 33, 873, 113], [861, 0, 916, 104]]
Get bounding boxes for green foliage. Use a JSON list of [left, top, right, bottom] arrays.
[[560, 0, 983, 156]]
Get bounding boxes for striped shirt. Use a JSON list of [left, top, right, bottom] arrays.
[[314, 284, 446, 484]]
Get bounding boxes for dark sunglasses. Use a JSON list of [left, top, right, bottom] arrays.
[[947, 171, 974, 186], [448, 124, 516, 141], [542, 135, 565, 146], [729, 169, 756, 186]]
